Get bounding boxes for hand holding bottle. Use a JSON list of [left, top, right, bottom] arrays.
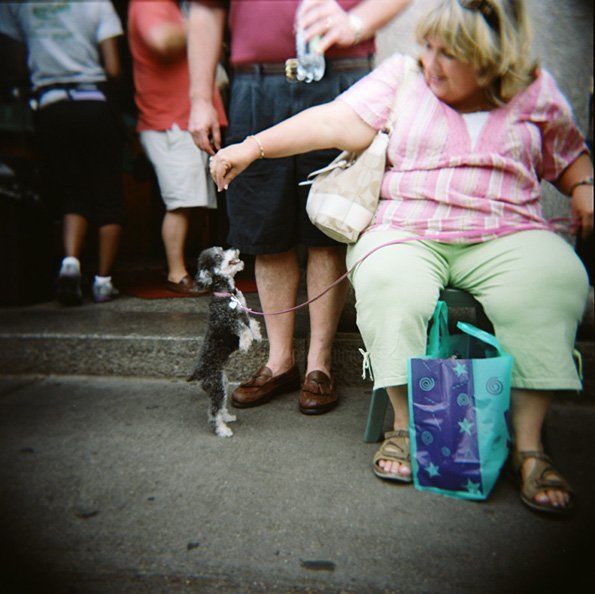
[[297, 0, 362, 55]]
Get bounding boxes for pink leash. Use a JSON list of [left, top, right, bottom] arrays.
[[216, 219, 578, 317]]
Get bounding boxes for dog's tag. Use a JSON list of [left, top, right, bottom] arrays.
[[229, 299, 238, 310]]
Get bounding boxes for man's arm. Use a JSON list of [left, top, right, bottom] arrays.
[[300, 0, 412, 54], [187, 2, 226, 154], [99, 36, 122, 79], [144, 20, 187, 59]]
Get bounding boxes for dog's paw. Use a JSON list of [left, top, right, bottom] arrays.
[[215, 424, 234, 437], [238, 327, 253, 351], [222, 411, 237, 423], [250, 319, 262, 341]]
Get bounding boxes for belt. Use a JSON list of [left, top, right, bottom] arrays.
[[233, 56, 373, 82], [32, 83, 106, 110]]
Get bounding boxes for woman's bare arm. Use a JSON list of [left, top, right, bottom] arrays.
[[210, 100, 376, 190], [555, 152, 594, 238]]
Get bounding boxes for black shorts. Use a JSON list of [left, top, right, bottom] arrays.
[[35, 99, 125, 227], [225, 64, 371, 255]]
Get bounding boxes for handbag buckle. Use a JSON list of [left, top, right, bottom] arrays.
[[298, 158, 353, 186]]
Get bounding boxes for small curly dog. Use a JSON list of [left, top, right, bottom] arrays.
[[188, 246, 262, 436]]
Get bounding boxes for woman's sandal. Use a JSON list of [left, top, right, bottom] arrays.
[[512, 450, 574, 516], [373, 429, 412, 483]]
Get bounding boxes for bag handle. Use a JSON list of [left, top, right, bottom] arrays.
[[383, 58, 418, 134], [427, 300, 449, 358], [456, 321, 508, 356], [427, 302, 508, 358]]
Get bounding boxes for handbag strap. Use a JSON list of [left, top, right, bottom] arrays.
[[382, 57, 419, 135]]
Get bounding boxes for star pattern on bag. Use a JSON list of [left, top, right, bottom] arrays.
[[453, 362, 468, 377], [426, 462, 441, 477], [458, 418, 474, 435], [464, 479, 482, 495]]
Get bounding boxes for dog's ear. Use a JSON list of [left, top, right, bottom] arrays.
[[196, 268, 213, 289]]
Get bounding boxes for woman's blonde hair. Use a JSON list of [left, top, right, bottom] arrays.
[[415, 0, 537, 105]]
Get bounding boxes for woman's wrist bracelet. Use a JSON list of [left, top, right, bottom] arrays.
[[246, 135, 265, 159], [568, 176, 593, 196]]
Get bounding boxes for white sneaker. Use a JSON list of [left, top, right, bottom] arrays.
[[92, 279, 119, 303], [56, 258, 82, 306]]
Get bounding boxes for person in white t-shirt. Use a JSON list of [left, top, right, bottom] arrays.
[[0, 1, 126, 304]]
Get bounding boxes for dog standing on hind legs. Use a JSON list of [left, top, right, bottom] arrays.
[[188, 247, 262, 436]]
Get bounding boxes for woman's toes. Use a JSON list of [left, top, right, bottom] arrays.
[[399, 463, 411, 477], [378, 459, 411, 479], [551, 489, 568, 508], [379, 459, 393, 473]]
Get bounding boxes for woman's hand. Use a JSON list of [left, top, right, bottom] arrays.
[[209, 139, 260, 191], [570, 186, 594, 239]]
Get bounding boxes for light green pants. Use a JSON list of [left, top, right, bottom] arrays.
[[346, 230, 589, 391]]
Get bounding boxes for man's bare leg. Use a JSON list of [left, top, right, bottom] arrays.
[[162, 209, 191, 283], [62, 213, 88, 259], [305, 246, 348, 376], [255, 249, 300, 375], [97, 223, 122, 277]]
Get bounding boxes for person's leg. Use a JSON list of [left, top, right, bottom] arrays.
[[62, 213, 88, 258], [97, 223, 122, 277], [297, 245, 349, 414], [346, 230, 448, 476], [450, 230, 588, 510], [382, 385, 411, 479], [162, 209, 191, 283], [57, 212, 87, 305], [256, 249, 300, 375], [304, 245, 348, 375], [511, 389, 570, 509]]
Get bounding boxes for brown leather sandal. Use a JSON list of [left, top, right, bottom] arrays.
[[372, 430, 412, 483], [512, 450, 574, 516]]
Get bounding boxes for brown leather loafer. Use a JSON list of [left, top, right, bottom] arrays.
[[299, 370, 338, 415], [166, 274, 205, 295], [231, 364, 301, 408]]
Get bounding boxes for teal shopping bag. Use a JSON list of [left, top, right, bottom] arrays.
[[407, 301, 513, 500]]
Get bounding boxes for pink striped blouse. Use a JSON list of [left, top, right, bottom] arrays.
[[338, 54, 588, 242]]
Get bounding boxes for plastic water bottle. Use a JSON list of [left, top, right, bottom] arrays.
[[296, 1, 326, 83]]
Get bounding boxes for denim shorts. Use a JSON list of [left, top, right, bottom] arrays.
[[225, 65, 371, 255]]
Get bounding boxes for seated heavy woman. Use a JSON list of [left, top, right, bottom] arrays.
[[209, 0, 593, 515]]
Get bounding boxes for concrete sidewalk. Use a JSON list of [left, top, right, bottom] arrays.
[[0, 375, 593, 593]]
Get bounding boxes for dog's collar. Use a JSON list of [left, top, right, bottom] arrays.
[[213, 290, 242, 311]]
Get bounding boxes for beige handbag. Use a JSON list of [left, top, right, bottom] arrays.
[[303, 59, 416, 244]]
